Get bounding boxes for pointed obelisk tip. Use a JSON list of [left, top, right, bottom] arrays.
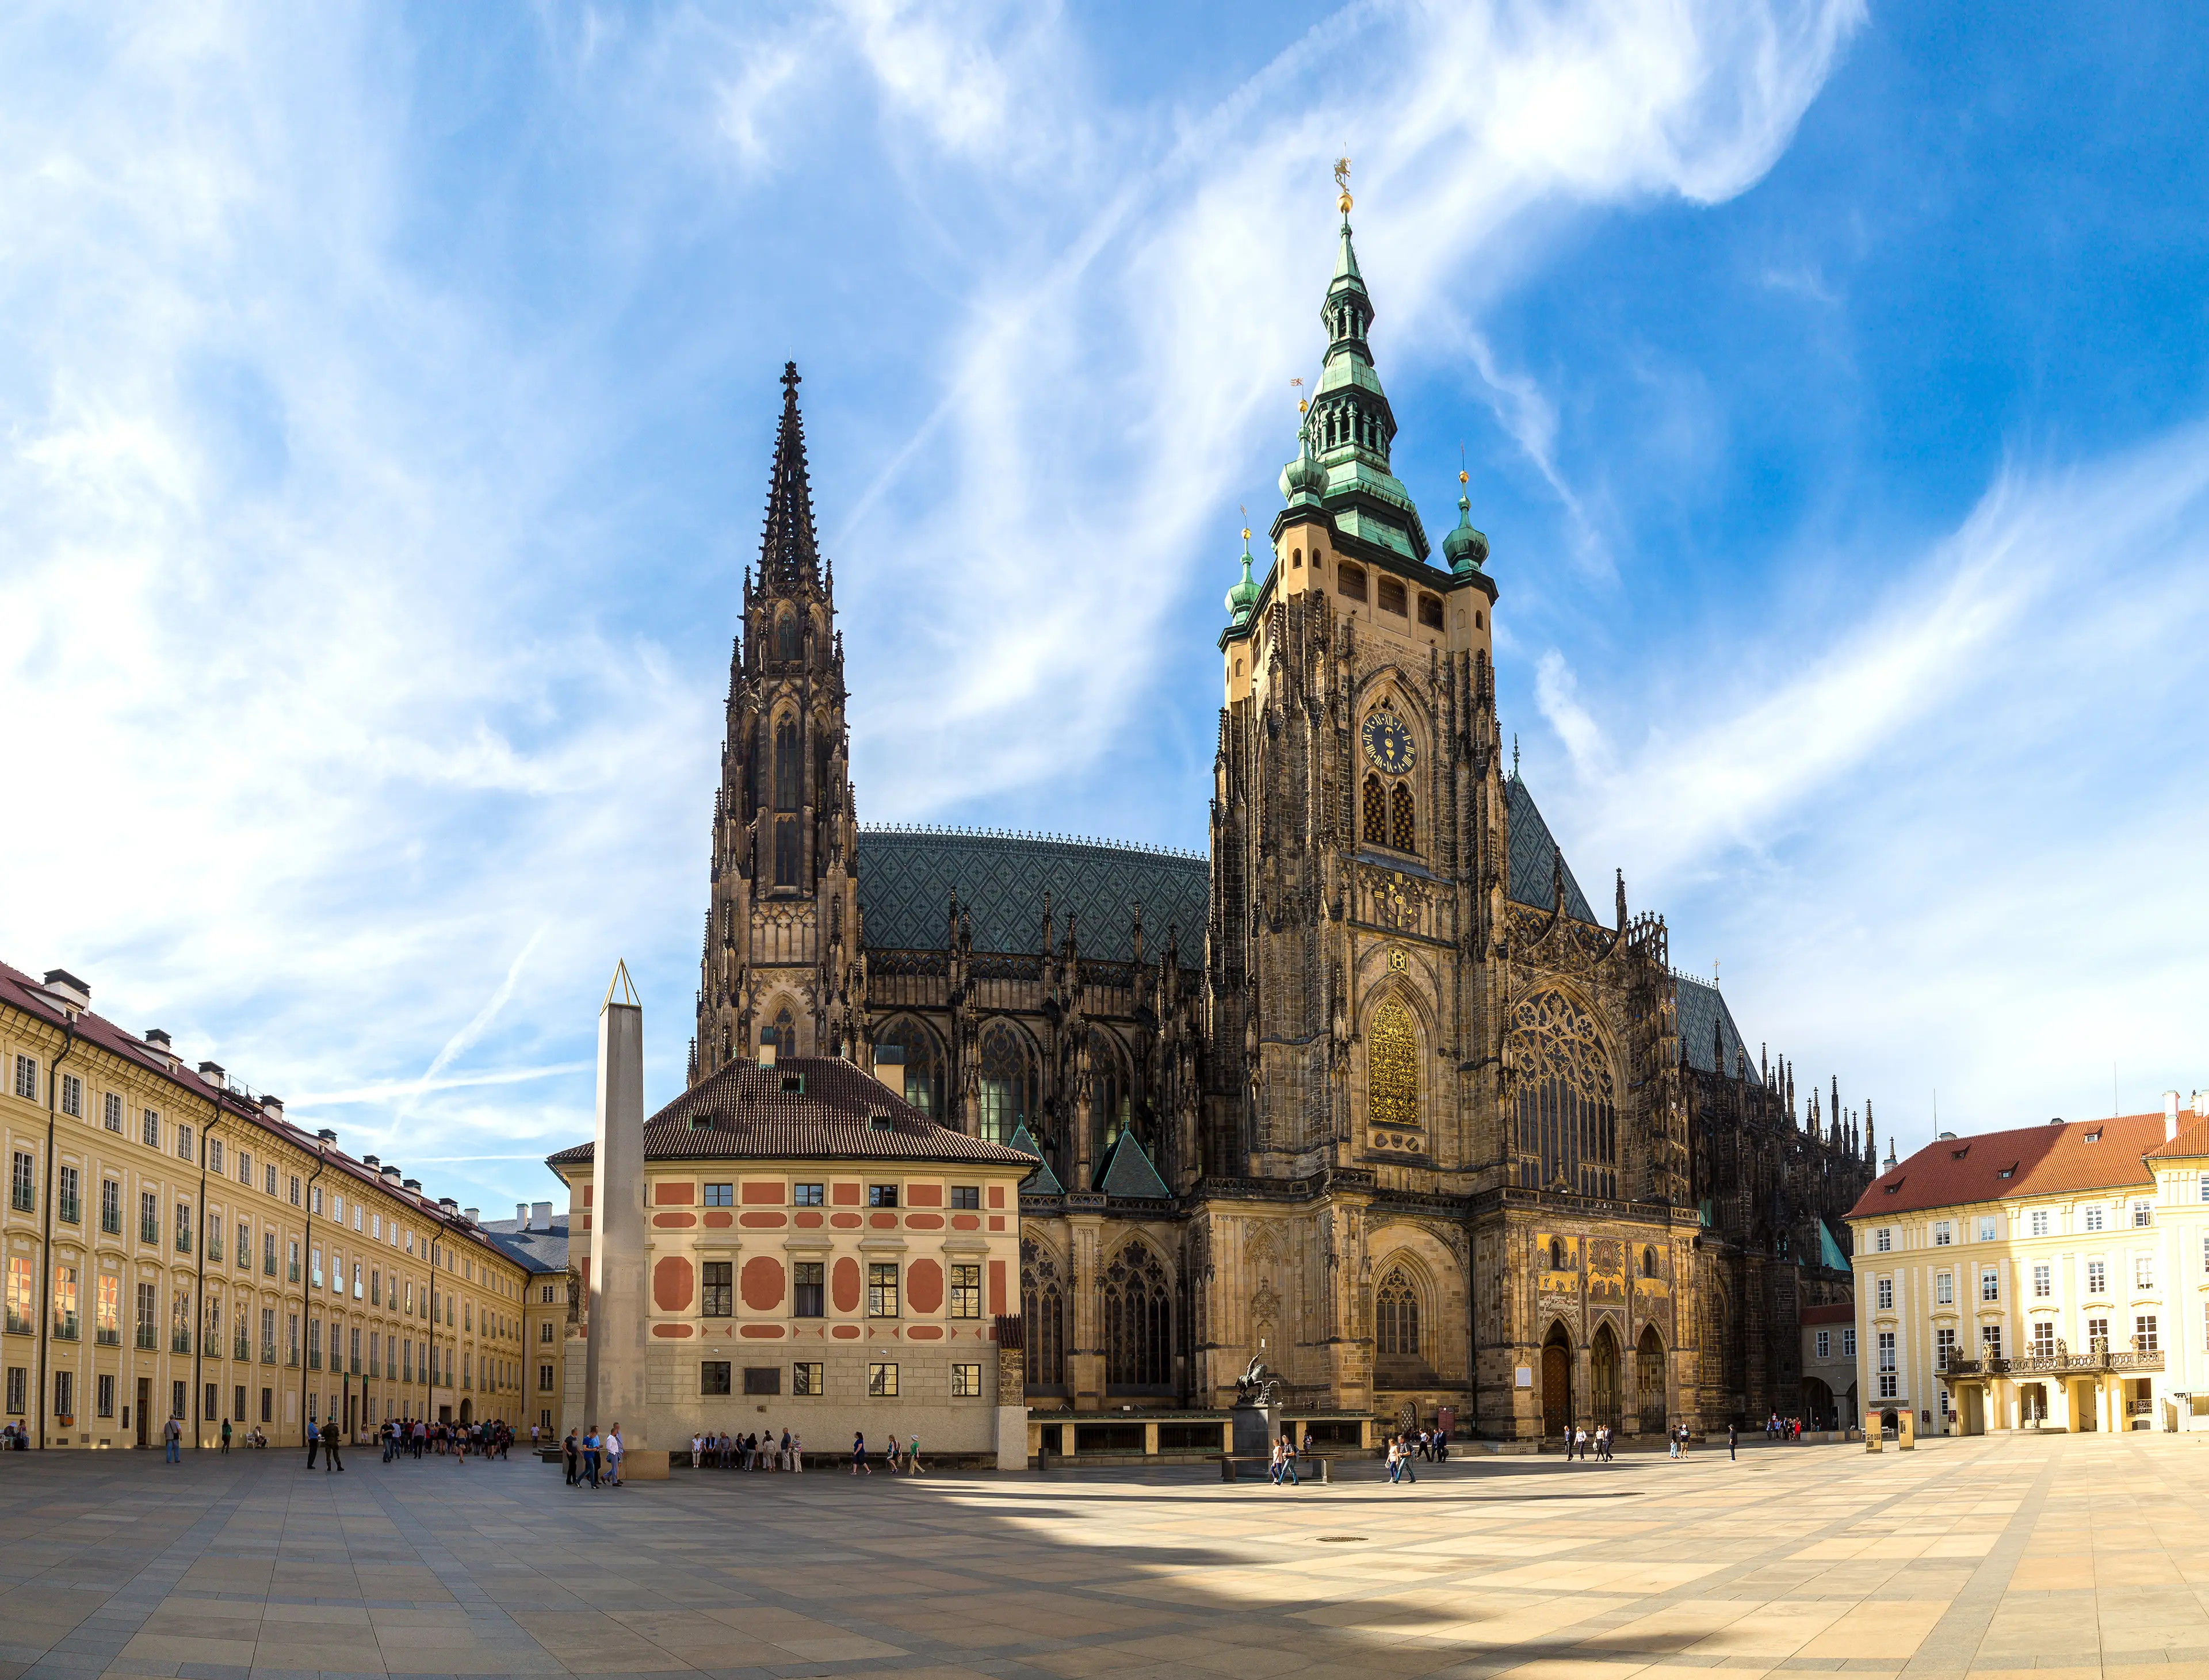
[[602, 959, 641, 1013]]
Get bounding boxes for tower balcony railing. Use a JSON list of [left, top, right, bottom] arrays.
[[1941, 1337, 2164, 1379]]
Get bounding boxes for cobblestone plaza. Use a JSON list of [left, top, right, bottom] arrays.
[[0, 1434, 2198, 1680]]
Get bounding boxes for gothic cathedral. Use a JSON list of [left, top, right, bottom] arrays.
[[691, 212, 1875, 1440]]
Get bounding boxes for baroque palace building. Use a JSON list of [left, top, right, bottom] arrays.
[[686, 196, 1876, 1442], [1, 960, 533, 1449]]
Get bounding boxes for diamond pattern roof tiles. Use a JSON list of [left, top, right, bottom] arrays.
[[857, 828, 1207, 960], [1504, 776, 1597, 923]]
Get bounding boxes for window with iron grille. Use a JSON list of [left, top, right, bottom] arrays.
[[175, 1201, 192, 1253]]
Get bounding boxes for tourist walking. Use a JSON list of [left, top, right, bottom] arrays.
[[1728, 1422, 1738, 1461], [564, 1429, 579, 1484], [607, 1423, 624, 1486], [219, 1418, 231, 1455], [906, 1432, 925, 1475], [851, 1432, 870, 1475], [322, 1418, 344, 1472], [163, 1414, 182, 1464]]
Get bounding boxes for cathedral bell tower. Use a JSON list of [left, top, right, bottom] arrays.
[[691, 363, 867, 1082]]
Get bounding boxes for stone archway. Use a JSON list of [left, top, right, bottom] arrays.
[[1637, 1325, 1667, 1435], [1591, 1322, 1622, 1432], [1541, 1323, 1573, 1437]]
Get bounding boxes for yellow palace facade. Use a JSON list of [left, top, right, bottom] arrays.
[[1, 960, 531, 1448]]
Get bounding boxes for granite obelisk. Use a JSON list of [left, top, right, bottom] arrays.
[[582, 962, 664, 1476]]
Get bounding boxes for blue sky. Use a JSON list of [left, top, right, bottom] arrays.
[[3, 2, 2206, 1212]]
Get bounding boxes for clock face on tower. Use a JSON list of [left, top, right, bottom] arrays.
[[1361, 709, 1415, 776]]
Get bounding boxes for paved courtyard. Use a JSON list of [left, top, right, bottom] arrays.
[[0, 1431, 2200, 1680]]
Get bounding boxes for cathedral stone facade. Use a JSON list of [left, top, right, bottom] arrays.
[[691, 216, 1874, 1441]]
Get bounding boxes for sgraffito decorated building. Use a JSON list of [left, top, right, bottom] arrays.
[[678, 189, 1875, 1443]]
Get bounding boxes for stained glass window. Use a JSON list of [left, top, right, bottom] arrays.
[[1509, 989, 1618, 1198], [1021, 1239, 1066, 1388], [1103, 1245, 1171, 1387], [1375, 1267, 1420, 1357], [1367, 1000, 1417, 1134]]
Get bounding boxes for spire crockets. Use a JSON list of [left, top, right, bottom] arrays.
[[760, 361, 822, 591], [1281, 162, 1430, 562]]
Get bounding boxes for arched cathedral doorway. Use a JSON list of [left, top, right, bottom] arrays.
[[1541, 1323, 1573, 1437], [1637, 1325, 1668, 1435], [1591, 1323, 1622, 1432]]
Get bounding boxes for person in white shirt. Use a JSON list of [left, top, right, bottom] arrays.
[[692, 1432, 703, 1468], [606, 1422, 624, 1487]]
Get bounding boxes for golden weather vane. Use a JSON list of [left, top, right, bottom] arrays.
[[1240, 503, 1251, 543], [1290, 376, 1307, 415], [1335, 155, 1352, 215]]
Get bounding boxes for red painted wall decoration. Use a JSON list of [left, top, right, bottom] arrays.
[[831, 1256, 861, 1314], [653, 1181, 694, 1206], [989, 1258, 1006, 1317], [907, 1257, 943, 1315], [740, 1256, 785, 1312], [651, 1256, 694, 1312]]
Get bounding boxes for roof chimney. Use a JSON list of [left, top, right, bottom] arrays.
[[402, 1177, 422, 1192], [197, 1061, 225, 1086], [316, 1127, 337, 1145], [438, 1196, 458, 1213], [2195, 1090, 2208, 1120], [381, 1164, 402, 1183], [463, 1207, 478, 1224], [144, 1028, 171, 1050], [517, 1202, 530, 1229], [40, 969, 90, 1013], [262, 1096, 285, 1121], [533, 1200, 552, 1229], [758, 1030, 777, 1070], [362, 1154, 380, 1170], [2166, 1090, 2182, 1143]]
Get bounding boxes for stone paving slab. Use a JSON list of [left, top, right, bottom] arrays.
[[0, 1432, 2183, 1678]]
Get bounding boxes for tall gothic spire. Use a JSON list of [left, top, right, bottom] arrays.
[[760, 361, 822, 592], [1280, 164, 1430, 563]]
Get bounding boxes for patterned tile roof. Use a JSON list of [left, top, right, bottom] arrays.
[[1005, 1122, 1061, 1194], [856, 827, 1207, 960], [1098, 1131, 1170, 1199], [1504, 776, 1597, 923], [545, 1056, 1036, 1168], [476, 1215, 570, 1275], [1674, 973, 1756, 1078], [1845, 1112, 2166, 1221]]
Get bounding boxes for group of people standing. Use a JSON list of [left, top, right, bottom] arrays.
[[690, 1429, 802, 1471], [374, 1417, 515, 1464]]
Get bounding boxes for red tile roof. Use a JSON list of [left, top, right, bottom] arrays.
[[546, 1056, 1039, 1168], [2149, 1112, 2209, 1159], [1846, 1112, 2168, 1221], [1799, 1302, 1855, 1326], [0, 958, 515, 1260]]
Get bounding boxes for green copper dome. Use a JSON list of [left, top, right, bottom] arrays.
[[1443, 480, 1489, 575], [1224, 529, 1260, 625]]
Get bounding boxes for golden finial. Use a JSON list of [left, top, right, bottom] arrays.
[[1459, 442, 1468, 488], [1291, 376, 1307, 415], [1240, 504, 1251, 545], [1334, 156, 1352, 215]]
